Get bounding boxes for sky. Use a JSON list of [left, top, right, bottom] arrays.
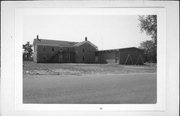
[[23, 15, 151, 50]]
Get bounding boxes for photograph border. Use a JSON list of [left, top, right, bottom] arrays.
[[1, 1, 179, 116]]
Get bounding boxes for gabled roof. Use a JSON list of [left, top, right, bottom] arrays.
[[33, 38, 98, 49], [73, 40, 98, 49], [33, 39, 78, 47]]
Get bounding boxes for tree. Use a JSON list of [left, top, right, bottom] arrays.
[[139, 40, 156, 63], [138, 15, 157, 63], [23, 42, 33, 61], [139, 15, 157, 44]]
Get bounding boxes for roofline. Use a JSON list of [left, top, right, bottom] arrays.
[[34, 38, 77, 43], [34, 43, 76, 48], [97, 47, 143, 52], [73, 40, 98, 49], [33, 38, 77, 46]]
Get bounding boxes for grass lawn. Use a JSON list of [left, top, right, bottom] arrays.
[[23, 61, 157, 104], [23, 61, 156, 76]]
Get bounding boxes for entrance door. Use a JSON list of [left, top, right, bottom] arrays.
[[58, 52, 63, 63], [59, 54, 63, 63], [115, 57, 119, 64]]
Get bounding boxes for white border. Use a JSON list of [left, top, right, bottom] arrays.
[[1, 1, 179, 116]]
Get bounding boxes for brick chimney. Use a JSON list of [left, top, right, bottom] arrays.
[[85, 37, 87, 41], [37, 35, 40, 41]]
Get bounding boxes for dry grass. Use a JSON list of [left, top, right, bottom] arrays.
[[23, 61, 156, 77], [23, 61, 157, 104]]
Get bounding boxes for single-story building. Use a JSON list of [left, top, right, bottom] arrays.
[[95, 47, 144, 65]]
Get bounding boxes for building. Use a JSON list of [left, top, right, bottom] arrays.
[[33, 36, 98, 63], [33, 36, 144, 65], [96, 47, 144, 65]]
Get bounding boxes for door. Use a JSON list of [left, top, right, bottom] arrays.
[[58, 51, 63, 63]]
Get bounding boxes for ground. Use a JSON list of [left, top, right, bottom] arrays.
[[23, 61, 157, 104]]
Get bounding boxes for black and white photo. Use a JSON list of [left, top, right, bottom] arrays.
[[23, 14, 157, 104], [1, 1, 179, 116]]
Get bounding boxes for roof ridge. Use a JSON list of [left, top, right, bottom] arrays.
[[73, 40, 98, 49], [34, 38, 78, 43], [33, 38, 79, 47], [98, 47, 142, 52]]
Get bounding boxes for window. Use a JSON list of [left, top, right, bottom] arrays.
[[83, 56, 85, 61], [52, 48, 54, 51], [43, 55, 46, 61], [43, 46, 46, 51], [89, 57, 91, 62], [82, 48, 85, 52], [59, 48, 63, 52], [68, 54, 71, 61], [68, 54, 70, 61]]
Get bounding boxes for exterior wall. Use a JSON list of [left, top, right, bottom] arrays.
[[33, 45, 37, 62], [96, 51, 119, 64], [35, 44, 75, 63], [96, 48, 144, 65], [75, 42, 97, 63], [119, 48, 144, 65]]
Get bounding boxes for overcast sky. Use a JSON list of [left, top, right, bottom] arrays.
[[23, 15, 151, 50]]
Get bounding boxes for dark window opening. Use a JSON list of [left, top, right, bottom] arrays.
[[52, 48, 54, 51], [43, 57, 46, 61], [68, 54, 70, 61], [67, 54, 69, 61], [83, 56, 85, 61], [59, 48, 63, 52], [43, 46, 46, 51], [82, 48, 85, 52]]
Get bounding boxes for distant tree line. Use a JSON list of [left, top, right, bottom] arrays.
[[138, 15, 157, 63], [23, 42, 33, 61]]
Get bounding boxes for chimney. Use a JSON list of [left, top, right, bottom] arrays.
[[37, 35, 40, 41], [85, 37, 87, 41]]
